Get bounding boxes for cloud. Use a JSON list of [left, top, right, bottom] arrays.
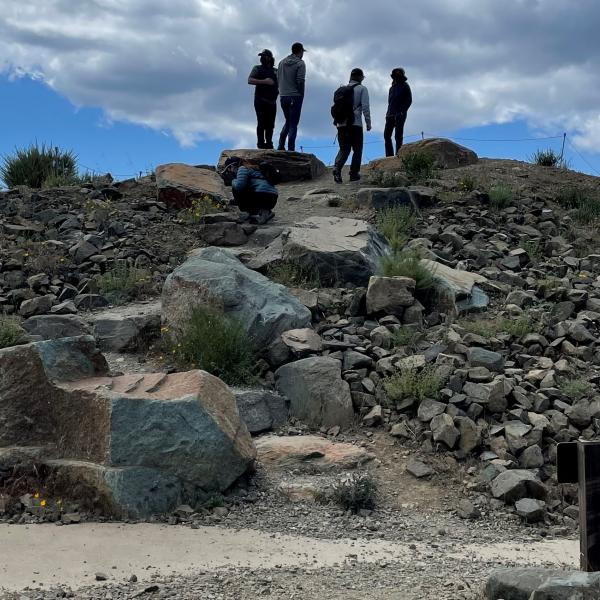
[[1, 0, 599, 151]]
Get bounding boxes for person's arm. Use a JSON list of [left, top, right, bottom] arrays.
[[232, 167, 250, 192], [403, 83, 412, 112], [362, 87, 372, 131], [248, 66, 275, 86], [296, 61, 306, 96]]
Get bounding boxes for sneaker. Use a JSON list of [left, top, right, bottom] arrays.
[[249, 210, 272, 225], [349, 174, 361, 182], [333, 171, 342, 184]]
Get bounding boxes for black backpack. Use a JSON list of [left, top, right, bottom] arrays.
[[331, 83, 358, 126], [259, 161, 281, 186]]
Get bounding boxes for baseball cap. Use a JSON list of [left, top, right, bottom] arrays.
[[258, 49, 273, 57], [291, 42, 307, 53]]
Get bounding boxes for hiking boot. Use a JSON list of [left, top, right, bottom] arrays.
[[333, 171, 342, 184], [249, 210, 273, 225], [349, 173, 361, 182]]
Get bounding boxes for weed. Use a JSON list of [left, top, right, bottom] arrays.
[[169, 306, 256, 385], [1, 143, 77, 189], [95, 265, 153, 302], [383, 365, 444, 403], [327, 472, 378, 513], [0, 315, 28, 349], [574, 197, 600, 225], [559, 378, 594, 402], [459, 314, 540, 340], [401, 151, 436, 184], [22, 241, 66, 276], [367, 170, 407, 188], [488, 184, 514, 210], [185, 195, 220, 223], [266, 261, 321, 289], [376, 206, 416, 252], [457, 174, 477, 192], [379, 250, 434, 290], [530, 148, 564, 168], [556, 187, 587, 210], [392, 327, 420, 349], [522, 239, 544, 262]]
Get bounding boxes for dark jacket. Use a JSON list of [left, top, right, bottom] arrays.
[[249, 65, 278, 103], [232, 166, 277, 196], [387, 80, 412, 117]]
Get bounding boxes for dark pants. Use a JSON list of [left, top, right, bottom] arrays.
[[334, 126, 364, 178], [278, 96, 303, 151], [384, 112, 407, 156], [254, 98, 276, 149], [232, 188, 277, 214]]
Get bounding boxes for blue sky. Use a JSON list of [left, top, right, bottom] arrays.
[[1, 0, 600, 181]]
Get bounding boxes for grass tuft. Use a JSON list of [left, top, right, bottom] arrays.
[[459, 314, 540, 340], [401, 150, 436, 184], [379, 250, 434, 290], [265, 261, 321, 289], [326, 472, 378, 513], [0, 315, 28, 349], [376, 206, 416, 252], [530, 148, 566, 168], [367, 170, 407, 188], [559, 378, 593, 402], [488, 184, 514, 210], [383, 365, 444, 404], [95, 265, 153, 303]]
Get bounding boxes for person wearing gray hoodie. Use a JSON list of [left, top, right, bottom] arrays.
[[277, 42, 306, 152]]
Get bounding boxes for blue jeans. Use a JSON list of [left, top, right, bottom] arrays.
[[278, 96, 303, 151]]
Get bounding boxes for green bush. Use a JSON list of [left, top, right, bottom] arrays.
[[367, 170, 407, 188], [383, 365, 443, 403], [530, 148, 563, 167], [459, 314, 540, 340], [522, 239, 544, 262], [1, 143, 77, 189], [401, 151, 435, 184], [488, 184, 514, 210], [328, 472, 377, 513], [379, 250, 434, 290], [457, 174, 477, 192], [556, 187, 587, 209], [392, 327, 420, 349], [376, 206, 416, 252], [574, 197, 600, 225], [266, 261, 321, 289], [0, 315, 28, 349], [95, 265, 153, 303], [559, 378, 593, 402], [171, 306, 256, 385]]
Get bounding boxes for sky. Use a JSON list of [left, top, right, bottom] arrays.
[[1, 0, 600, 180]]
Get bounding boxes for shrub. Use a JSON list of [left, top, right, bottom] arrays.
[[184, 195, 220, 223], [522, 239, 544, 262], [574, 197, 600, 225], [22, 241, 66, 276], [266, 261, 321, 289], [1, 143, 77, 189], [560, 378, 593, 402], [556, 187, 587, 209], [376, 206, 416, 252], [488, 184, 514, 210], [530, 148, 563, 167], [170, 306, 256, 385], [328, 472, 377, 513], [379, 250, 434, 290], [392, 327, 420, 349], [401, 151, 435, 184], [457, 174, 477, 192], [0, 315, 28, 349], [383, 365, 444, 403], [459, 314, 540, 340], [95, 265, 153, 302], [367, 170, 407, 188]]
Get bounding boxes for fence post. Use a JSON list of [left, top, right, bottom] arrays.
[[560, 132, 567, 161], [421, 131, 424, 140]]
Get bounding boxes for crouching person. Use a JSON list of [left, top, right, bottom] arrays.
[[231, 160, 279, 225]]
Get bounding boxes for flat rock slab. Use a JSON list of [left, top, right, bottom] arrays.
[[487, 568, 571, 600], [218, 149, 326, 182], [156, 163, 231, 209], [255, 435, 374, 473]]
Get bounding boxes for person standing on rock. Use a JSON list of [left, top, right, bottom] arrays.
[[248, 49, 278, 149], [332, 68, 371, 184], [384, 68, 412, 157], [276, 42, 307, 152]]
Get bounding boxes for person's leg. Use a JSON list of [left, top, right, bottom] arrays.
[[255, 99, 266, 149], [395, 112, 407, 154], [286, 96, 303, 151], [264, 102, 276, 149], [333, 126, 352, 182], [384, 116, 395, 157], [253, 192, 278, 211], [349, 126, 364, 179], [278, 97, 291, 150], [232, 187, 253, 213]]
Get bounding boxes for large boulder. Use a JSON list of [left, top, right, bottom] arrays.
[[275, 357, 354, 429], [486, 569, 571, 600], [491, 470, 547, 504], [155, 163, 231, 209], [249, 217, 389, 286], [366, 138, 478, 171], [22, 314, 91, 340], [162, 247, 311, 347], [366, 276, 415, 316], [217, 149, 326, 182]]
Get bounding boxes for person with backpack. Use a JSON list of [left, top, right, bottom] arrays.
[[384, 67, 412, 156], [331, 68, 371, 183], [227, 158, 279, 225], [276, 42, 307, 152], [248, 49, 278, 149]]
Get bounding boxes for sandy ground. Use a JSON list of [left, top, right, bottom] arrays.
[[0, 523, 578, 593]]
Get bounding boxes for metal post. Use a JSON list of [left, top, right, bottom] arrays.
[[421, 131, 425, 140], [560, 133, 567, 161]]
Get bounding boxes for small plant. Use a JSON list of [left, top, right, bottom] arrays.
[[522, 239, 544, 262], [457, 174, 477, 192], [376, 206, 416, 252], [367, 170, 407, 188], [95, 265, 153, 302], [530, 148, 563, 167], [22, 241, 67, 276], [560, 378, 594, 402], [459, 314, 540, 340], [556, 187, 587, 209], [328, 472, 378, 513], [185, 195, 220, 223], [383, 365, 444, 404], [1, 143, 77, 189], [488, 184, 514, 210], [574, 197, 600, 225], [401, 151, 435, 184], [170, 306, 256, 385], [379, 250, 434, 290], [200, 493, 225, 509], [0, 315, 28, 349], [266, 261, 321, 289], [392, 327, 420, 349]]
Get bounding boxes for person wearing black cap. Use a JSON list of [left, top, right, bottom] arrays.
[[248, 49, 279, 149], [384, 67, 412, 156], [332, 68, 371, 183], [277, 42, 307, 152]]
